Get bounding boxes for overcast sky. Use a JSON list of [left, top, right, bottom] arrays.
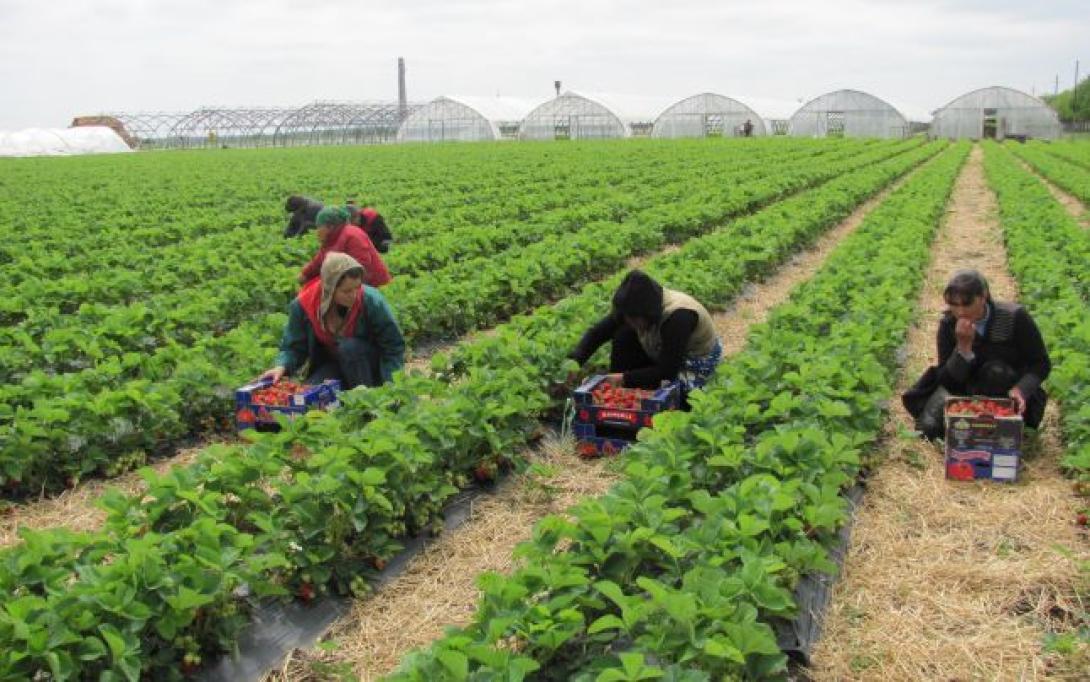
[[0, 0, 1085, 130]]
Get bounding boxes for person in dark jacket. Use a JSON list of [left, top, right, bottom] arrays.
[[284, 195, 324, 238], [347, 198, 394, 253], [568, 270, 723, 395], [903, 269, 1051, 439], [260, 253, 405, 389]]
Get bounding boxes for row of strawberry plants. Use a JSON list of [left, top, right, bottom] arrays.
[[2, 138, 831, 276], [981, 142, 1090, 483], [0, 138, 873, 401], [0, 141, 846, 378], [0, 141, 916, 495], [1038, 141, 1090, 171], [387, 142, 969, 681], [0, 141, 947, 679], [1006, 142, 1090, 204]]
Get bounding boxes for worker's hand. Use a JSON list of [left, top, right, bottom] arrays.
[[1008, 386, 1027, 415], [259, 366, 286, 384], [954, 317, 975, 354], [602, 373, 624, 387]]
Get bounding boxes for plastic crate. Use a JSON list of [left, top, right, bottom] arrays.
[[944, 396, 1023, 482], [235, 378, 341, 432], [573, 375, 680, 412], [571, 376, 679, 457]]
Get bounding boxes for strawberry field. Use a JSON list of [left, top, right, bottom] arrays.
[[1, 137, 1088, 680]]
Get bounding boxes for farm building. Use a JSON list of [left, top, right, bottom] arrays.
[[930, 86, 1061, 140], [789, 89, 910, 138], [652, 93, 768, 138], [397, 96, 536, 142], [518, 92, 629, 140]]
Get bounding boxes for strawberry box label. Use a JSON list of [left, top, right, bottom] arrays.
[[943, 396, 1023, 482], [572, 376, 680, 455]]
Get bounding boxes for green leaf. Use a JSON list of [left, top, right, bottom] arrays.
[[588, 614, 625, 634]]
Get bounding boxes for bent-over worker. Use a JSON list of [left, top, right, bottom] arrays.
[[299, 206, 391, 288], [568, 270, 723, 398], [347, 199, 394, 253], [284, 195, 324, 238]]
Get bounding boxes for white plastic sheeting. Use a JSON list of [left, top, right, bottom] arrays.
[[0, 126, 132, 157], [789, 89, 909, 139], [519, 92, 628, 140], [930, 86, 1061, 140], [653, 93, 767, 138], [396, 96, 538, 142]]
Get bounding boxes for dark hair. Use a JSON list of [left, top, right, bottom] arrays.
[[285, 195, 305, 212], [943, 269, 991, 305], [612, 270, 664, 323], [339, 266, 365, 283]]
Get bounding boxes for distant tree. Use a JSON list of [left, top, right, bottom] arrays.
[[1044, 77, 1090, 122]]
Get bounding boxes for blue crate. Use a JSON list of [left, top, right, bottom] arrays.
[[234, 378, 341, 432], [572, 375, 680, 412]]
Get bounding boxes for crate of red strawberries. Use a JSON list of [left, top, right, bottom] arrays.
[[571, 375, 680, 458], [943, 396, 1023, 482], [235, 378, 341, 432]]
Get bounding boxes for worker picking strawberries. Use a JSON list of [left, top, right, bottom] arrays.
[[261, 253, 405, 390], [299, 206, 391, 288], [567, 270, 723, 404], [903, 269, 1051, 440]]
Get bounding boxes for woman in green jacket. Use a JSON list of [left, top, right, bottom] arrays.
[[260, 252, 405, 389]]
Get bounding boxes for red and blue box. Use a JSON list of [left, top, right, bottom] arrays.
[[572, 375, 680, 458], [234, 378, 341, 432], [944, 396, 1023, 482]]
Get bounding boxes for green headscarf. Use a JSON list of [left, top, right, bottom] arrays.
[[316, 206, 350, 226]]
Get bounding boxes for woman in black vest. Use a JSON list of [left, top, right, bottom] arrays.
[[903, 269, 1050, 439]]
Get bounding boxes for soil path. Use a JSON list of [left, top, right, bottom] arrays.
[[1015, 158, 1089, 227], [266, 170, 917, 682], [811, 146, 1090, 680]]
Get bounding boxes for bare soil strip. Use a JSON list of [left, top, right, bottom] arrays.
[[811, 146, 1090, 680], [265, 172, 916, 682], [1015, 158, 1089, 227]]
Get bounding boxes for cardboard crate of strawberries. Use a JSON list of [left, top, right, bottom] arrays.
[[944, 396, 1023, 482], [571, 375, 679, 458], [235, 378, 341, 432]]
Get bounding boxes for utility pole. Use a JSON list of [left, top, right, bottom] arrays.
[[1055, 74, 1059, 96]]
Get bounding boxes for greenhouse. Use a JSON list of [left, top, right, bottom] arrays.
[[652, 93, 767, 138], [930, 86, 1061, 140], [397, 96, 537, 142], [0, 126, 132, 157], [519, 92, 627, 141], [789, 89, 909, 138]]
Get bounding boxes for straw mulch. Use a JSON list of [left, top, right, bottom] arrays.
[[0, 440, 217, 548], [264, 160, 911, 682], [810, 145, 1090, 681]]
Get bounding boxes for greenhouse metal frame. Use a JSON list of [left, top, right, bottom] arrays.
[[98, 100, 423, 149]]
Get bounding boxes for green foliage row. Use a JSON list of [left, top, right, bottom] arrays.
[[0, 141, 946, 680]]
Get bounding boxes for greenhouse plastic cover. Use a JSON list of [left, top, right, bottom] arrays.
[[0, 126, 132, 157]]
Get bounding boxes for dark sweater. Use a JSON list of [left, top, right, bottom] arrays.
[[285, 198, 324, 238], [936, 302, 1050, 398], [570, 309, 698, 388]]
